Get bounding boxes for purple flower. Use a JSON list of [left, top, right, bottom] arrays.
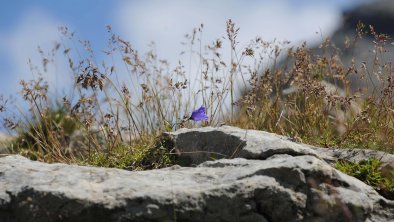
[[190, 106, 208, 121]]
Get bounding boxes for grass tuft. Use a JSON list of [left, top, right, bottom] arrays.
[[0, 21, 393, 176]]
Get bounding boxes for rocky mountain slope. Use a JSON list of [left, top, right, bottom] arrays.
[[313, 0, 394, 93]]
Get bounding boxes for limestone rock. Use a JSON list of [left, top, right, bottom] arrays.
[[314, 147, 394, 165], [1, 126, 394, 222], [163, 125, 322, 166]]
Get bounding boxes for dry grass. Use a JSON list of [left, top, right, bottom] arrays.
[[0, 21, 394, 169]]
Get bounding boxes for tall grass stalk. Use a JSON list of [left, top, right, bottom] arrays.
[[0, 21, 393, 169]]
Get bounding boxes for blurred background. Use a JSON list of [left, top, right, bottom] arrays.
[[0, 0, 370, 98]]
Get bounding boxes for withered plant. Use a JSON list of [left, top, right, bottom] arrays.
[[1, 21, 393, 169]]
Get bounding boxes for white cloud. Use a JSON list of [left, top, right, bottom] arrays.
[[0, 8, 72, 97], [115, 0, 342, 62]]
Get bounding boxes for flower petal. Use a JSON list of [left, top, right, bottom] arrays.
[[190, 106, 208, 121]]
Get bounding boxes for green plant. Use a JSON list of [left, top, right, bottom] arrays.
[[336, 158, 385, 187], [336, 157, 394, 198], [81, 135, 175, 170], [12, 105, 78, 150]]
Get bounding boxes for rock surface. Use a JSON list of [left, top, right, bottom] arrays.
[[1, 126, 394, 222]]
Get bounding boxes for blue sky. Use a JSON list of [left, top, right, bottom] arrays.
[[0, 0, 367, 98]]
